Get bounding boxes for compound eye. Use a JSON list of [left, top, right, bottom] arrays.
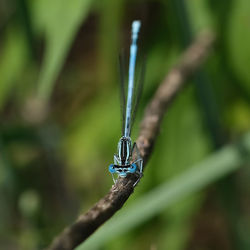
[[129, 163, 137, 173], [109, 164, 116, 173]]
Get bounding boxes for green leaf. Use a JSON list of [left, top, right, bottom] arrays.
[[228, 0, 250, 93], [0, 28, 28, 109], [77, 132, 250, 250], [33, 0, 92, 100], [185, 0, 214, 34]]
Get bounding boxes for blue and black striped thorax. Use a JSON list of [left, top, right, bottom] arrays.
[[117, 136, 132, 166]]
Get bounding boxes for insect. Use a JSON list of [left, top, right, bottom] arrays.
[[108, 20, 145, 185]]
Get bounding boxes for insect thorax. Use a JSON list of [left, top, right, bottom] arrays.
[[116, 136, 132, 166]]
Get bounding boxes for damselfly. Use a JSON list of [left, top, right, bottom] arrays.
[[108, 20, 145, 185]]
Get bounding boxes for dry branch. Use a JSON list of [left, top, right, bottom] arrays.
[[48, 31, 215, 250]]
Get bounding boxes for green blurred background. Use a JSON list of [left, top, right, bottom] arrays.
[[1, 0, 250, 249]]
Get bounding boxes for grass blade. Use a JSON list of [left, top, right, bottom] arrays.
[[36, 0, 92, 100], [77, 132, 250, 250]]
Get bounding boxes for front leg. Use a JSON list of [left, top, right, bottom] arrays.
[[114, 154, 119, 165], [109, 154, 120, 184], [131, 143, 143, 186], [133, 158, 143, 175], [132, 143, 143, 173], [132, 159, 143, 187]]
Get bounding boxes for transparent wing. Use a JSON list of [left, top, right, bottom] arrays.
[[131, 142, 141, 162], [118, 51, 127, 135], [130, 57, 146, 132]]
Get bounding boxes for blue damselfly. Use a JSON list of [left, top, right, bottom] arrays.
[[108, 20, 145, 185]]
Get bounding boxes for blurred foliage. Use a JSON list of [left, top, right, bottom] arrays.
[[80, 133, 250, 249], [0, 0, 250, 249]]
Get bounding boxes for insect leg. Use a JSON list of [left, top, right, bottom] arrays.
[[131, 143, 143, 186]]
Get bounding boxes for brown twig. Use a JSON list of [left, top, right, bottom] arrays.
[[48, 31, 215, 250]]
